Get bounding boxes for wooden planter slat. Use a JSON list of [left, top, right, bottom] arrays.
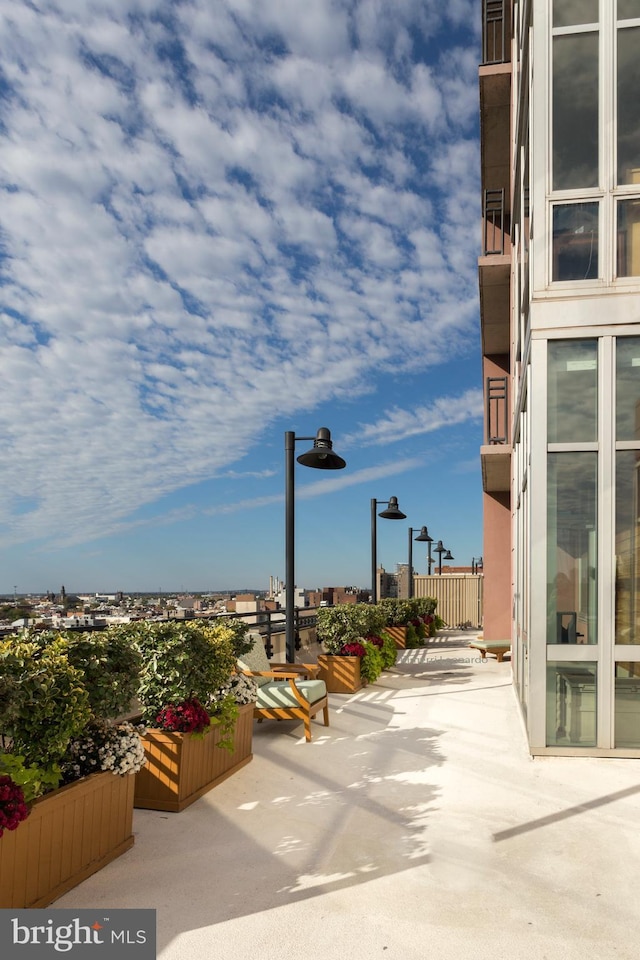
[[385, 626, 407, 648], [0, 771, 135, 909], [134, 703, 253, 812], [317, 655, 363, 693]]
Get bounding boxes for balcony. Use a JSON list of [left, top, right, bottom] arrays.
[[481, 375, 511, 492], [482, 0, 509, 66], [479, 0, 511, 199], [479, 189, 511, 356]]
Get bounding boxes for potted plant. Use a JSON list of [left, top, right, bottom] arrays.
[[126, 619, 256, 812], [316, 604, 393, 692], [376, 598, 414, 647], [0, 630, 146, 908], [413, 597, 440, 638]]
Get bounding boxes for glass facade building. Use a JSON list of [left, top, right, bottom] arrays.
[[480, 0, 640, 754]]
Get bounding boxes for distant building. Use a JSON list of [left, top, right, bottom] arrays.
[[307, 586, 369, 607]]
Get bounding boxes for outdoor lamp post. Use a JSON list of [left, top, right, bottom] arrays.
[[407, 526, 433, 599], [285, 427, 346, 663], [433, 540, 454, 576], [472, 556, 484, 574], [371, 496, 406, 604]]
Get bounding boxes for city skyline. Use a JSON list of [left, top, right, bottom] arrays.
[[0, 1, 483, 593]]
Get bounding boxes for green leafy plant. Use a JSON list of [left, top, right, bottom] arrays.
[[379, 632, 398, 669], [378, 598, 414, 626], [317, 604, 386, 654], [360, 640, 384, 684], [206, 694, 240, 752], [0, 639, 92, 774], [219, 617, 254, 659], [28, 628, 141, 720], [127, 620, 237, 726], [0, 753, 60, 804], [404, 624, 423, 648]]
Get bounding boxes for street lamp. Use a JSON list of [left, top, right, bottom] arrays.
[[432, 540, 454, 575], [285, 427, 346, 663], [407, 526, 432, 599], [371, 496, 406, 603], [472, 556, 484, 574]]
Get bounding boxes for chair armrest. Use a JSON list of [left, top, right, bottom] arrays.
[[238, 668, 310, 681], [269, 662, 319, 679]]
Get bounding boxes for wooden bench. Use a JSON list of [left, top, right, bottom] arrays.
[[469, 639, 511, 662]]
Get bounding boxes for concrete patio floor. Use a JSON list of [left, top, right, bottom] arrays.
[[57, 630, 640, 959]]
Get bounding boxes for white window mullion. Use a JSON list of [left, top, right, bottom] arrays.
[[597, 336, 615, 748], [529, 337, 548, 751]]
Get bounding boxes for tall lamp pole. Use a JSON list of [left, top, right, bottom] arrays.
[[433, 540, 454, 576], [408, 526, 433, 598], [285, 427, 346, 663], [371, 496, 406, 603]]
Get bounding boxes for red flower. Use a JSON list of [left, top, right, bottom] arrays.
[[339, 642, 366, 657], [0, 775, 30, 837], [366, 635, 384, 648], [155, 698, 211, 734]]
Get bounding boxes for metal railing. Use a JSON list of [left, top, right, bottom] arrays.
[[486, 376, 509, 444], [209, 607, 318, 658], [483, 188, 506, 255], [482, 0, 508, 65]]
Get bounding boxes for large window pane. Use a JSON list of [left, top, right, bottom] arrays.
[[617, 27, 640, 184], [616, 337, 640, 439], [553, 0, 598, 27], [547, 453, 597, 645], [553, 34, 599, 190], [547, 662, 596, 746], [618, 1, 640, 20], [615, 451, 640, 644], [553, 203, 599, 280], [548, 340, 597, 442], [615, 663, 640, 747], [617, 200, 640, 276]]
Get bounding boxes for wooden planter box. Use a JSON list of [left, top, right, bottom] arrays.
[[134, 703, 253, 812], [317, 654, 363, 693], [0, 771, 135, 909], [384, 625, 408, 649]]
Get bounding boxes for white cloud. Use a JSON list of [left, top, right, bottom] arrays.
[[204, 457, 425, 516], [0, 0, 481, 551], [344, 389, 484, 446]]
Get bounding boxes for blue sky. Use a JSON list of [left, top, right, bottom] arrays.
[[0, 0, 483, 595]]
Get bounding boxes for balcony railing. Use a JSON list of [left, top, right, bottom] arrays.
[[209, 607, 320, 658], [482, 0, 507, 65], [483, 188, 506, 255], [486, 376, 509, 444]]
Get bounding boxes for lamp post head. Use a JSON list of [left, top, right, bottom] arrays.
[[435, 540, 444, 551], [296, 427, 346, 470], [378, 496, 406, 520], [444, 550, 454, 561], [414, 526, 433, 542]]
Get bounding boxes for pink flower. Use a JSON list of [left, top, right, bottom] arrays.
[[0, 775, 30, 837], [365, 635, 384, 648], [339, 642, 366, 657], [155, 698, 211, 734]]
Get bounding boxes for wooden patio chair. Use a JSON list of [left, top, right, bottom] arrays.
[[237, 636, 330, 742]]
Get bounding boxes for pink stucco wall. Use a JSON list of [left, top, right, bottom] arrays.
[[483, 490, 511, 641]]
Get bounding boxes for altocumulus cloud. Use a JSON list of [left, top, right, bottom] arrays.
[[0, 0, 480, 549]]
